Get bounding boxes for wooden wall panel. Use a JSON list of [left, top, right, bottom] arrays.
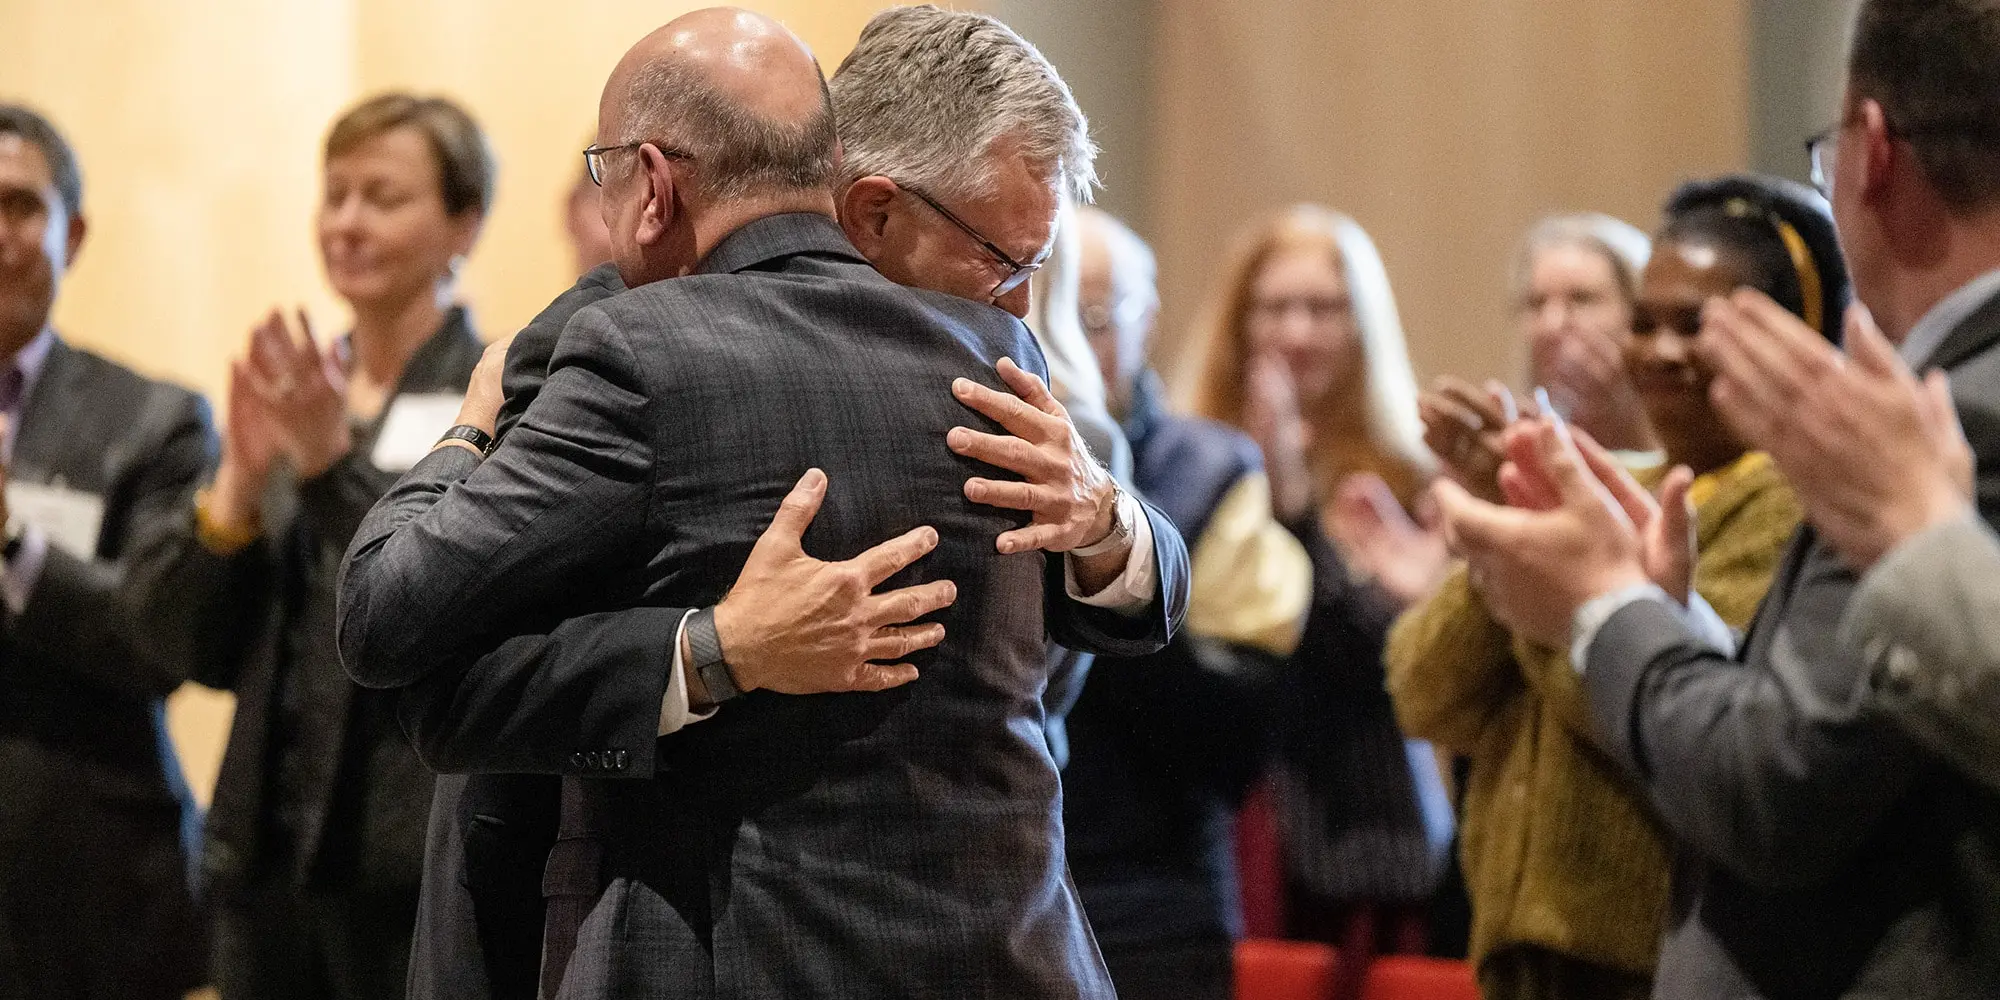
[[1149, 0, 1750, 390]]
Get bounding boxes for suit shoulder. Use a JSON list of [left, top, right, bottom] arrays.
[[61, 343, 205, 416]]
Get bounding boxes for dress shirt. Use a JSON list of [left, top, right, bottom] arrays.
[[1, 327, 60, 615], [659, 491, 1160, 734]]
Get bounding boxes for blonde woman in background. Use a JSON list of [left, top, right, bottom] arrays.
[[1184, 204, 1454, 998]]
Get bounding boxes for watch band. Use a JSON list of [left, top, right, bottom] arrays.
[[1070, 487, 1134, 558], [686, 606, 744, 703], [437, 424, 498, 457]]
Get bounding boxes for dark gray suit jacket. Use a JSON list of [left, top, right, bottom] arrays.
[[406, 265, 624, 1000], [1583, 288, 2000, 998], [0, 339, 212, 1000], [339, 213, 1187, 999]]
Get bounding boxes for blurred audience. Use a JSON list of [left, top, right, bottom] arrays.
[[561, 139, 615, 275], [1389, 171, 1844, 999], [146, 93, 492, 1000], [1185, 204, 1454, 995], [1425, 213, 1656, 506], [1062, 206, 1311, 1000], [0, 103, 212, 1000], [1516, 213, 1656, 453], [1433, 0, 2000, 990]]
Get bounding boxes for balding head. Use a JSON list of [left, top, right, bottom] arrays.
[[598, 7, 836, 202], [1075, 207, 1158, 415], [593, 8, 839, 287]]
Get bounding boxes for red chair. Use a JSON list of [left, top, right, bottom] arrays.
[[1235, 779, 1287, 938], [1234, 938, 1341, 1000], [1357, 955, 1479, 1000]]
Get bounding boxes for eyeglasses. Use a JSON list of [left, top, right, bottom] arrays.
[[1806, 115, 1999, 199], [582, 141, 695, 186], [898, 184, 1047, 298]]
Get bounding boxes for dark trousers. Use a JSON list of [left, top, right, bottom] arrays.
[[0, 797, 205, 1000], [212, 881, 418, 1000], [1098, 937, 1233, 1000]]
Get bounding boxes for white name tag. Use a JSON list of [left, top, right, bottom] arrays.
[[370, 392, 467, 472], [8, 480, 106, 558]]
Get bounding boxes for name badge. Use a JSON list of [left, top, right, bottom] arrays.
[[8, 480, 106, 558], [370, 392, 467, 472]]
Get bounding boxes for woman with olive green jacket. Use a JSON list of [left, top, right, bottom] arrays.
[[1386, 453, 1798, 998]]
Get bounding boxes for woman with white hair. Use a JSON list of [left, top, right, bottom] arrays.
[[1422, 213, 1658, 502], [1184, 204, 1455, 997]]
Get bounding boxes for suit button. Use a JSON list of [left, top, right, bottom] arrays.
[[613, 749, 628, 770], [587, 751, 604, 770], [570, 752, 587, 770]]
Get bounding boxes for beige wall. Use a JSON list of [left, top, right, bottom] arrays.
[[0, 0, 899, 804], [1149, 0, 1750, 391]]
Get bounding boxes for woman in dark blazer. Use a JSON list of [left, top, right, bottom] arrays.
[[144, 93, 493, 1000]]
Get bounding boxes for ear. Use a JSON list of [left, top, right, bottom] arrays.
[[633, 144, 681, 248], [447, 209, 484, 259], [1856, 97, 1897, 203], [837, 176, 898, 260], [63, 212, 86, 268]]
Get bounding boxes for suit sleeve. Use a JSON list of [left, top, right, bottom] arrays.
[[394, 606, 687, 776], [4, 388, 217, 698], [337, 305, 681, 774], [1582, 536, 1925, 890], [1840, 511, 2000, 791], [1043, 495, 1190, 657]]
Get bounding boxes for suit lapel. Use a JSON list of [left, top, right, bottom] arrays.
[[10, 338, 94, 487]]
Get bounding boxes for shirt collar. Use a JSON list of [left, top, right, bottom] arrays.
[[1899, 267, 2000, 366], [9, 327, 56, 408]]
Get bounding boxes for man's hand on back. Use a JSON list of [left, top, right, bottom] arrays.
[[947, 358, 1129, 592], [706, 468, 957, 700]]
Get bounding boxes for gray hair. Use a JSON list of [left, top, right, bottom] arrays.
[[618, 58, 839, 201], [830, 5, 1097, 204], [1512, 212, 1652, 305]]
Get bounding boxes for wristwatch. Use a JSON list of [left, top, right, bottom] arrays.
[[685, 605, 744, 703], [1070, 485, 1135, 558], [436, 424, 498, 458]]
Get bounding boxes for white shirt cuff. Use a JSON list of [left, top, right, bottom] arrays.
[[1063, 491, 1156, 614], [1684, 592, 1738, 656], [1, 525, 49, 616], [1570, 585, 1738, 675], [1570, 582, 1673, 674], [660, 608, 721, 736]]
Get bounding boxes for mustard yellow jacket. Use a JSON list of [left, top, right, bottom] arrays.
[[1385, 456, 1799, 979]]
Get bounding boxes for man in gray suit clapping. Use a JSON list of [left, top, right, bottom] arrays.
[[1431, 0, 2000, 994]]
